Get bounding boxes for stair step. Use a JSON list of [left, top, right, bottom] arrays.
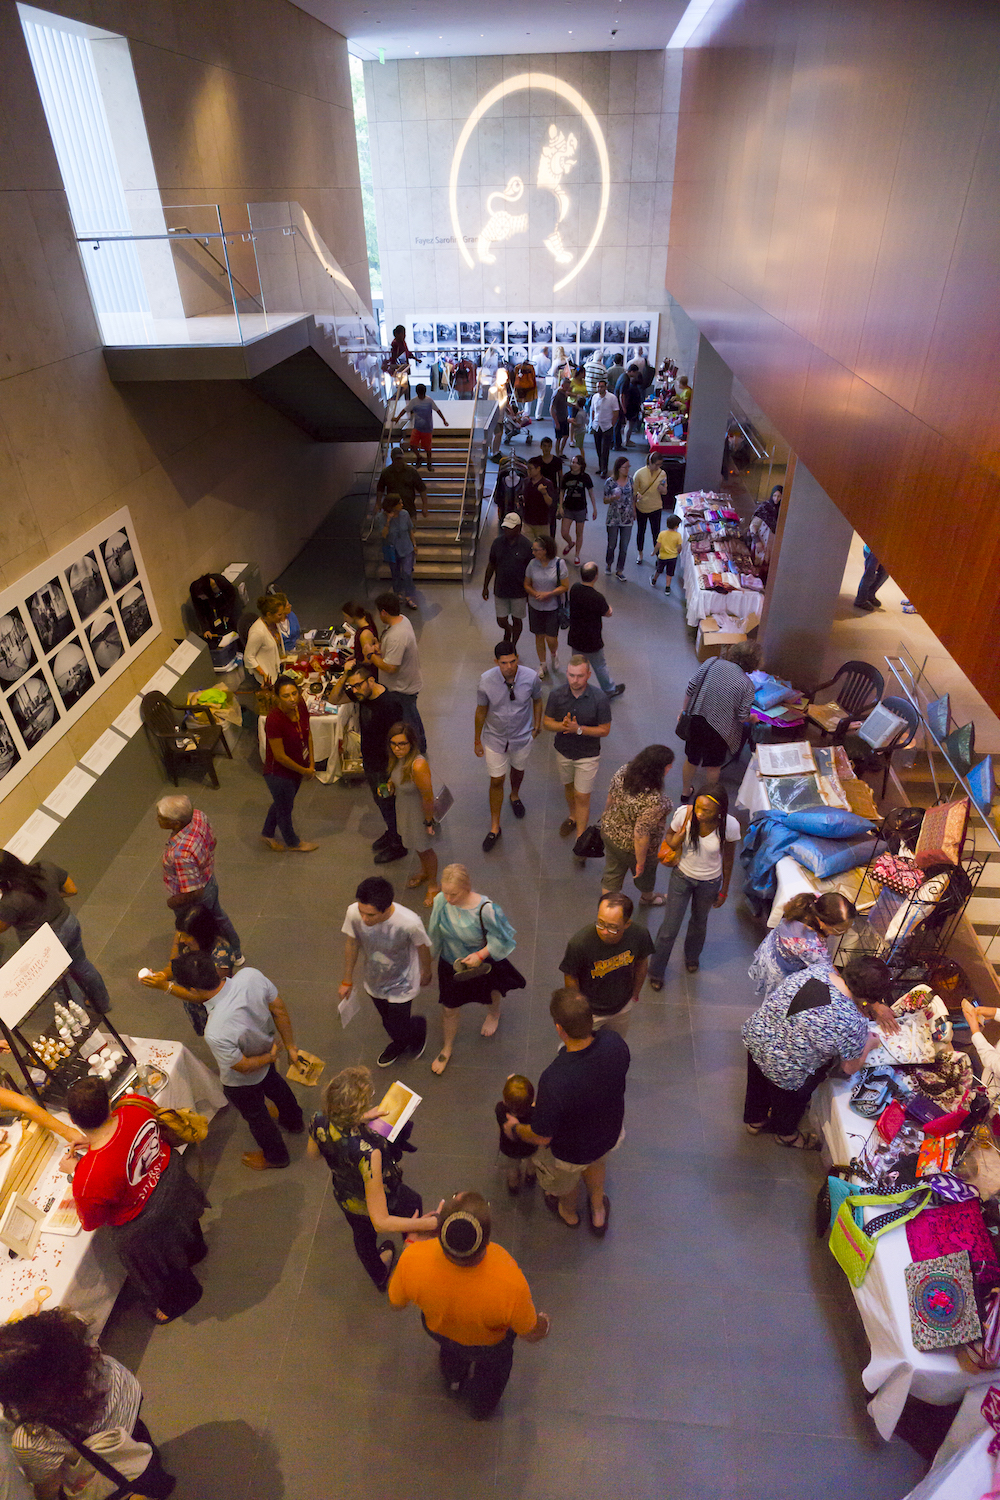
[[376, 562, 467, 579]]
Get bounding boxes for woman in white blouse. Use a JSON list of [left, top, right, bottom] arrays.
[[648, 786, 741, 986], [244, 592, 288, 687]]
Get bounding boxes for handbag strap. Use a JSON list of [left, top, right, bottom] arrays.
[[476, 901, 494, 950], [50, 1426, 134, 1500], [848, 1186, 931, 1241]]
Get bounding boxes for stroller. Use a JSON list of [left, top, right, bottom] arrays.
[[494, 455, 528, 520], [502, 395, 533, 445]]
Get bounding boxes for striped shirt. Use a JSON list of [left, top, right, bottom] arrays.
[[686, 658, 754, 753], [162, 809, 216, 896], [12, 1356, 141, 1481]]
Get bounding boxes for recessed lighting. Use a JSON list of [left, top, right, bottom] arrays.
[[494, 285, 501, 293]]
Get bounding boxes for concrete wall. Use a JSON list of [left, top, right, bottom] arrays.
[[364, 49, 681, 341], [0, 0, 372, 840]]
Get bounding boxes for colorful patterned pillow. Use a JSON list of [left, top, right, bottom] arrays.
[[914, 798, 969, 870]]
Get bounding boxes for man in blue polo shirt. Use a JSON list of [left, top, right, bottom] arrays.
[[172, 951, 304, 1170], [474, 640, 543, 853]]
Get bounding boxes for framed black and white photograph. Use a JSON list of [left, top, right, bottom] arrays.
[[87, 611, 125, 674], [604, 345, 626, 367], [580, 346, 598, 364], [508, 345, 528, 364], [460, 321, 481, 345], [629, 318, 652, 343], [603, 320, 626, 344], [9, 674, 57, 749], [27, 579, 73, 654], [65, 552, 107, 623], [555, 321, 577, 345], [435, 322, 457, 344], [0, 717, 19, 783], [483, 319, 504, 344], [119, 583, 153, 646], [412, 321, 434, 346], [579, 319, 601, 344], [506, 320, 528, 344], [51, 638, 95, 711], [0, 610, 36, 687], [102, 530, 137, 591], [531, 320, 552, 343]]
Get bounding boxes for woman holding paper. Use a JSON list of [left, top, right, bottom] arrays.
[[307, 1066, 439, 1290], [0, 851, 111, 1014]]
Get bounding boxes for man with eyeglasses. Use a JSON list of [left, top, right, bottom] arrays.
[[335, 664, 406, 864], [558, 893, 653, 1040], [474, 640, 543, 853]]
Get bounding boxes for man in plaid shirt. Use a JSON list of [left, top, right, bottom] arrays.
[[157, 794, 242, 961]]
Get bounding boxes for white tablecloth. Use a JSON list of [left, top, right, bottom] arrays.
[[677, 538, 765, 629], [811, 1076, 999, 1438], [901, 1384, 997, 1498], [0, 1038, 225, 1334]]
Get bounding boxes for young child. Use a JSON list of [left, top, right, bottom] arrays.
[[400, 382, 449, 472], [652, 513, 682, 592], [568, 401, 587, 457], [495, 1073, 536, 1194], [381, 495, 417, 609]]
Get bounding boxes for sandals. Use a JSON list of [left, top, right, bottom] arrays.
[[647, 977, 664, 992], [431, 1052, 451, 1075], [544, 1193, 580, 1228], [639, 894, 666, 907], [776, 1130, 821, 1151], [744, 1122, 769, 1136], [406, 872, 429, 889]]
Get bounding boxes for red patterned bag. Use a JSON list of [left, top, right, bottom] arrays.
[[914, 798, 970, 870], [871, 852, 922, 896], [906, 1200, 1000, 1287]]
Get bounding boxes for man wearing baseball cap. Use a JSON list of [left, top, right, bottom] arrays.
[[482, 512, 533, 647], [387, 1190, 550, 1417]]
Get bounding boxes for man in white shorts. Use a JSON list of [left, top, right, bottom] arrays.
[[541, 657, 612, 845], [474, 641, 543, 853]]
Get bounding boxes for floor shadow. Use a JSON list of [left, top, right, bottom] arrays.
[[186, 1179, 308, 1322], [161, 1420, 284, 1500]]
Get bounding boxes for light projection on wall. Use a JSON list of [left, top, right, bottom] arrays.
[[449, 73, 610, 293]]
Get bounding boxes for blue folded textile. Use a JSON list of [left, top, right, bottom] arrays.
[[754, 680, 797, 710], [787, 835, 880, 879], [783, 807, 877, 838]]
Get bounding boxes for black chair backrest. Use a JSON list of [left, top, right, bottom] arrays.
[[140, 690, 179, 738], [879, 695, 921, 750], [832, 660, 884, 716]]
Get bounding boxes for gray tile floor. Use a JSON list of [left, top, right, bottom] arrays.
[[94, 427, 930, 1498]]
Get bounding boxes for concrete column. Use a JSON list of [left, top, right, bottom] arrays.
[[761, 460, 854, 690], [684, 333, 732, 492]]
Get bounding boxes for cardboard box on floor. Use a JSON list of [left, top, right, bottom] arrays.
[[696, 612, 761, 662]]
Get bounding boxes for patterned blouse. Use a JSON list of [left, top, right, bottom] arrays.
[[748, 921, 832, 998], [309, 1113, 402, 1218], [603, 478, 635, 528], [742, 963, 870, 1090], [600, 766, 672, 852]]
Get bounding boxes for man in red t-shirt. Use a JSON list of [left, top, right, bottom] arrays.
[[69, 1093, 169, 1231]]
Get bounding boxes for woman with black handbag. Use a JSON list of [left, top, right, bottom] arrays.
[[426, 863, 525, 1074], [677, 641, 760, 801], [0, 1308, 175, 1498]]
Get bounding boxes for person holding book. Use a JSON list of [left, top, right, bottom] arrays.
[[495, 1075, 536, 1194], [307, 1066, 439, 1290], [340, 875, 432, 1069]]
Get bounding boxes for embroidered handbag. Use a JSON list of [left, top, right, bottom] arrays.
[[829, 1186, 931, 1287], [905, 1250, 982, 1351], [870, 851, 922, 896], [906, 1200, 1000, 1285]]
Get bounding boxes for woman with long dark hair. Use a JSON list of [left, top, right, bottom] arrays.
[[0, 851, 111, 1013], [0, 1309, 175, 1498], [140, 901, 236, 1036], [648, 785, 741, 985], [598, 745, 675, 907], [341, 600, 379, 665], [307, 1065, 438, 1290], [261, 675, 318, 853], [748, 892, 856, 998], [385, 722, 440, 905], [559, 454, 596, 566]]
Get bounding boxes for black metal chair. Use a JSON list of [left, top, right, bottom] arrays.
[[805, 660, 884, 742], [846, 693, 921, 798], [140, 690, 231, 788]]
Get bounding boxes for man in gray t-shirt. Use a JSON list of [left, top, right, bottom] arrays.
[[367, 592, 425, 751], [340, 877, 432, 1068]]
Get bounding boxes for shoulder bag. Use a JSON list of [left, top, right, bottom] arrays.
[[829, 1185, 931, 1286], [555, 560, 570, 631], [905, 1250, 982, 1352], [132, 1094, 209, 1148], [676, 661, 713, 742], [452, 902, 495, 983], [52, 1423, 153, 1500]]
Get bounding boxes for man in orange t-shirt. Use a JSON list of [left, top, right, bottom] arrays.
[[388, 1190, 550, 1417]]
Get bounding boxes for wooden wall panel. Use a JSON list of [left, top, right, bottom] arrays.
[[666, 0, 1000, 712]]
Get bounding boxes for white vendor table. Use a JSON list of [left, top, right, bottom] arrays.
[[811, 1075, 997, 1439], [257, 703, 358, 784], [735, 756, 870, 925], [677, 537, 764, 630], [900, 1385, 997, 1498], [0, 1038, 225, 1334]]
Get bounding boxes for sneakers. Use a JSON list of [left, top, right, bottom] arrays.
[[233, 955, 247, 968], [616, 572, 626, 582], [610, 684, 626, 697], [377, 1040, 407, 1068], [372, 830, 394, 851], [409, 1016, 428, 1061]]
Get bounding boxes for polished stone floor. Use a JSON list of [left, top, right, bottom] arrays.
[[93, 427, 930, 1499]]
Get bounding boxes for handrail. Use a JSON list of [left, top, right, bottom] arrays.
[[168, 225, 263, 310], [454, 344, 502, 548], [727, 411, 768, 462], [362, 383, 406, 542]]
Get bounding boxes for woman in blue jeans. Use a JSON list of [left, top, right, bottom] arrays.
[[261, 675, 319, 852], [603, 457, 635, 580], [0, 852, 111, 1013], [647, 787, 741, 985]]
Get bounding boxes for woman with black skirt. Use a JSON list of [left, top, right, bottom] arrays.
[[427, 862, 525, 1075]]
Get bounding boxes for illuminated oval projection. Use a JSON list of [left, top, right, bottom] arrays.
[[448, 73, 610, 294]]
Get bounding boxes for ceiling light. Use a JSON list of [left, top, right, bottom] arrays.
[[668, 0, 720, 48]]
